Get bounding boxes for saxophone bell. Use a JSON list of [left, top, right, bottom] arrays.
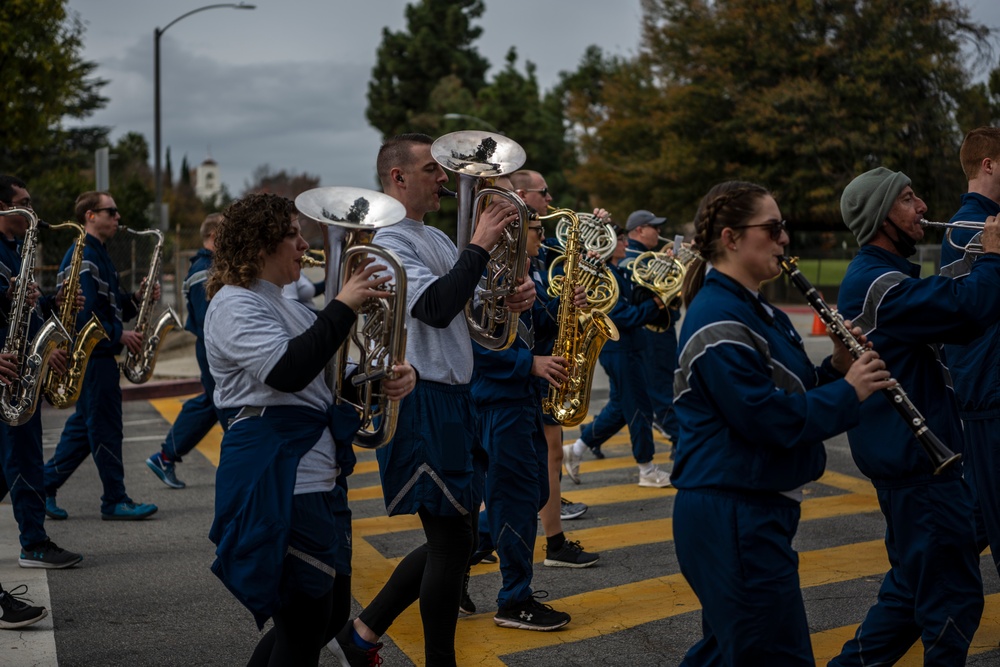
[[295, 186, 408, 449]]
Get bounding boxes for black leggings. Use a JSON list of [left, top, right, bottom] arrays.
[[246, 574, 352, 667], [359, 508, 477, 667]]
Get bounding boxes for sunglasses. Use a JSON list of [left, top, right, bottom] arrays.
[[733, 219, 786, 240], [524, 187, 549, 197], [91, 207, 119, 217], [527, 225, 545, 236]]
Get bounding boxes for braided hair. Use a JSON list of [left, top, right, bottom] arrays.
[[682, 181, 770, 308]]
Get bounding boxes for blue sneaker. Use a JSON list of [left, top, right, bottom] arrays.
[[101, 501, 158, 521], [146, 452, 185, 489], [45, 497, 68, 521]]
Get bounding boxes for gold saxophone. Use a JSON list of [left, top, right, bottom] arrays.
[[541, 209, 619, 427], [42, 222, 109, 409], [0, 209, 71, 425], [119, 227, 182, 384]]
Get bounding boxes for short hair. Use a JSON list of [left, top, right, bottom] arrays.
[[0, 175, 26, 205], [960, 127, 1000, 181], [201, 212, 224, 240], [509, 170, 541, 192], [376, 133, 434, 189], [74, 191, 110, 224], [206, 193, 297, 298]]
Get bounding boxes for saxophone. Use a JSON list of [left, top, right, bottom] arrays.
[[0, 208, 71, 425], [541, 209, 620, 427], [119, 227, 181, 384], [42, 222, 109, 408]]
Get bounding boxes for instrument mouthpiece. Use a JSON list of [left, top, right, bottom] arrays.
[[438, 186, 457, 198]]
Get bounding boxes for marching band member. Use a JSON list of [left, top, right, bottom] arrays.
[[510, 169, 597, 566], [147, 213, 223, 489], [830, 168, 1000, 665], [335, 134, 533, 667], [565, 225, 671, 488], [0, 175, 82, 567], [623, 209, 681, 443], [673, 180, 889, 666], [939, 127, 1000, 578], [43, 191, 158, 521], [204, 193, 414, 666]]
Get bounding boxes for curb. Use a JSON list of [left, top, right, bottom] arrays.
[[121, 378, 203, 402]]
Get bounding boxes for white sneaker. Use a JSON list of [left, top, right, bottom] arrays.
[[563, 444, 582, 484], [638, 465, 672, 488]]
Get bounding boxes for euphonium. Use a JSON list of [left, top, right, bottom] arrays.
[[541, 209, 620, 426], [554, 211, 618, 261], [0, 208, 71, 425], [119, 226, 182, 384], [295, 186, 407, 449], [431, 130, 530, 351], [544, 208, 619, 314], [42, 221, 109, 408], [629, 235, 698, 332]]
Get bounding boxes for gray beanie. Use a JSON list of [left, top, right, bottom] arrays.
[[840, 167, 911, 246]]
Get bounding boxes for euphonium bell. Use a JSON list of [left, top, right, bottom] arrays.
[[295, 186, 407, 449], [431, 130, 529, 351]]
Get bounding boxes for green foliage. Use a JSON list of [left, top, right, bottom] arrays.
[[366, 0, 490, 137], [566, 0, 993, 230]]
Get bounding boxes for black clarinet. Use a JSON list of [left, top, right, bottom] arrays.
[[777, 255, 960, 474]]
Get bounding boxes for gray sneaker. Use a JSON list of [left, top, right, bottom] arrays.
[[19, 539, 83, 569], [638, 465, 672, 488], [560, 498, 588, 520]]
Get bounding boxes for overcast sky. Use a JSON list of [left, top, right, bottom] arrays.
[[65, 0, 1000, 196]]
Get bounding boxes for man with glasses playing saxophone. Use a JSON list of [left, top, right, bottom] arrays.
[[43, 191, 158, 521], [0, 175, 82, 568]]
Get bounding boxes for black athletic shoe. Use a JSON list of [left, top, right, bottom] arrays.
[[543, 539, 599, 568], [494, 591, 570, 631], [459, 570, 476, 615], [331, 621, 383, 666], [0, 585, 47, 629], [19, 539, 83, 569]]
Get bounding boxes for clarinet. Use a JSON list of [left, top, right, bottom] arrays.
[[777, 255, 960, 474]]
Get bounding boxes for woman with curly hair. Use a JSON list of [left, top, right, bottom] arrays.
[[671, 182, 891, 666], [203, 192, 416, 666]]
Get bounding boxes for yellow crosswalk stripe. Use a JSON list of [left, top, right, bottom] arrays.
[[149, 394, 223, 466]]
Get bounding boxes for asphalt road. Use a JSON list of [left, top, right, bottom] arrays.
[[2, 309, 1000, 666]]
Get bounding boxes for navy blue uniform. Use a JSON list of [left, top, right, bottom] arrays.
[[579, 262, 660, 463], [623, 238, 680, 440], [673, 270, 860, 666], [44, 234, 139, 514], [0, 234, 58, 548], [831, 244, 1000, 665], [940, 192, 1000, 576], [159, 248, 223, 461]]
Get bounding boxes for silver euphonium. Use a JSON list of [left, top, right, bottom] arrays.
[[295, 186, 407, 449], [118, 226, 182, 384], [0, 208, 70, 425], [431, 130, 530, 351]]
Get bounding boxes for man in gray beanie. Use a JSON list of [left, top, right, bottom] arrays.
[[830, 169, 1000, 665]]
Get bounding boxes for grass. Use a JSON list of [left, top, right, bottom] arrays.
[[794, 258, 936, 286]]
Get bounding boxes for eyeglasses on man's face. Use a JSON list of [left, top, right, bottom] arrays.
[[524, 187, 548, 198], [91, 207, 119, 217], [734, 219, 786, 241], [527, 225, 545, 237]]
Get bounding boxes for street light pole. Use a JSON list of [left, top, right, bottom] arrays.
[[153, 2, 255, 230]]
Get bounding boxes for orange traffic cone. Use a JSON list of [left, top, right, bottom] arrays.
[[810, 311, 827, 336]]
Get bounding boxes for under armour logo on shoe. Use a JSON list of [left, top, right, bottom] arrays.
[[519, 611, 533, 621]]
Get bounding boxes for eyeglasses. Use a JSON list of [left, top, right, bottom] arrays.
[[523, 187, 549, 197], [733, 219, 786, 240], [11, 198, 32, 209], [91, 207, 119, 217], [527, 225, 545, 236]]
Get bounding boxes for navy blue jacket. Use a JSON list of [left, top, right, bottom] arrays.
[[623, 238, 680, 331], [59, 234, 138, 357], [839, 244, 1000, 482], [672, 271, 859, 492], [602, 263, 660, 353], [939, 192, 1000, 418]]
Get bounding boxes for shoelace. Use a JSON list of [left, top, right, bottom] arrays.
[[0, 585, 36, 611], [562, 540, 584, 554], [525, 590, 558, 612], [363, 645, 383, 666]]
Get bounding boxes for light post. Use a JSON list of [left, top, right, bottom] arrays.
[[154, 3, 255, 229], [442, 113, 502, 134]]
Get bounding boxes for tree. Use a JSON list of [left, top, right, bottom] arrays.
[[566, 0, 993, 229], [243, 165, 323, 243], [366, 0, 490, 137]]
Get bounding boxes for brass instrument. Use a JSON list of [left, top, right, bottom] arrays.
[[920, 218, 987, 255], [300, 249, 326, 268], [295, 186, 407, 449], [42, 221, 109, 408], [119, 226, 182, 384], [630, 235, 698, 332], [431, 130, 529, 351], [0, 208, 71, 425], [541, 209, 620, 426], [553, 211, 618, 261], [544, 208, 619, 314]]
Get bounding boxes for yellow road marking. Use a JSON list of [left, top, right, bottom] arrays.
[[148, 394, 223, 466]]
